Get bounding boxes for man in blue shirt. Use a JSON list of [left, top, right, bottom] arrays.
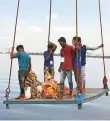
[[72, 37, 103, 94], [10, 45, 31, 100], [44, 44, 54, 81]]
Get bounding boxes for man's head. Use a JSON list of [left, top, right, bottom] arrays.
[[47, 44, 53, 52], [72, 36, 81, 46], [16, 45, 24, 52], [58, 37, 66, 48]]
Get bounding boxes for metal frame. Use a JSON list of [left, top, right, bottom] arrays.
[[3, 88, 108, 109]]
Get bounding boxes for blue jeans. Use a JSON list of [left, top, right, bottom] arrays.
[[60, 70, 73, 91]]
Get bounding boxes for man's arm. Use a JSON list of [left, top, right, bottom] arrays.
[[10, 47, 14, 59], [44, 51, 53, 61], [28, 59, 31, 72], [70, 45, 75, 52], [86, 44, 103, 51], [10, 47, 19, 59], [58, 50, 64, 72], [26, 59, 32, 75], [58, 62, 63, 72], [58, 57, 64, 72], [48, 41, 57, 52]]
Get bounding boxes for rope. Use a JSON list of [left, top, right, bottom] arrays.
[[75, 0, 80, 92], [98, 0, 106, 76], [5, 0, 20, 99], [44, 0, 52, 82], [48, 0, 52, 43]]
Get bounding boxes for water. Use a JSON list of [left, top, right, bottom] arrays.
[[0, 54, 110, 120]]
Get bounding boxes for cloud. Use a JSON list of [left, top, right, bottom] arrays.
[[0, 18, 110, 55], [0, 20, 43, 42], [0, 20, 44, 52]]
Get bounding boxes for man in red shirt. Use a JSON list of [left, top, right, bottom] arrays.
[[58, 37, 75, 99]]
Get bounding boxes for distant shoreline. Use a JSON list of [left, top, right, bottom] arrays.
[[0, 52, 110, 59]]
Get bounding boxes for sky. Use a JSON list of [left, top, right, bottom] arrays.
[[0, 0, 110, 55]]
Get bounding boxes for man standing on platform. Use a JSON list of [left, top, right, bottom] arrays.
[[58, 37, 76, 99], [10, 45, 31, 100], [72, 36, 103, 94], [72, 37, 82, 93], [44, 41, 57, 81]]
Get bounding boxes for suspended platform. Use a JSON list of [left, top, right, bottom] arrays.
[[3, 88, 109, 109]]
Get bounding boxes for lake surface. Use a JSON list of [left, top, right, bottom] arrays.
[[0, 54, 110, 120]]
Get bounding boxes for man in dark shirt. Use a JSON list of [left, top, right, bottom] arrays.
[[79, 38, 103, 93], [72, 37, 82, 93], [58, 37, 75, 99]]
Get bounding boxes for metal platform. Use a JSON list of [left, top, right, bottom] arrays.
[[3, 88, 108, 105]]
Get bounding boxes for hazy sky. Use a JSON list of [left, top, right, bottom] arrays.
[[0, 0, 110, 55]]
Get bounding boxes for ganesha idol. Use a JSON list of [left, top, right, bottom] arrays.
[[41, 71, 69, 99], [25, 70, 70, 99]]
